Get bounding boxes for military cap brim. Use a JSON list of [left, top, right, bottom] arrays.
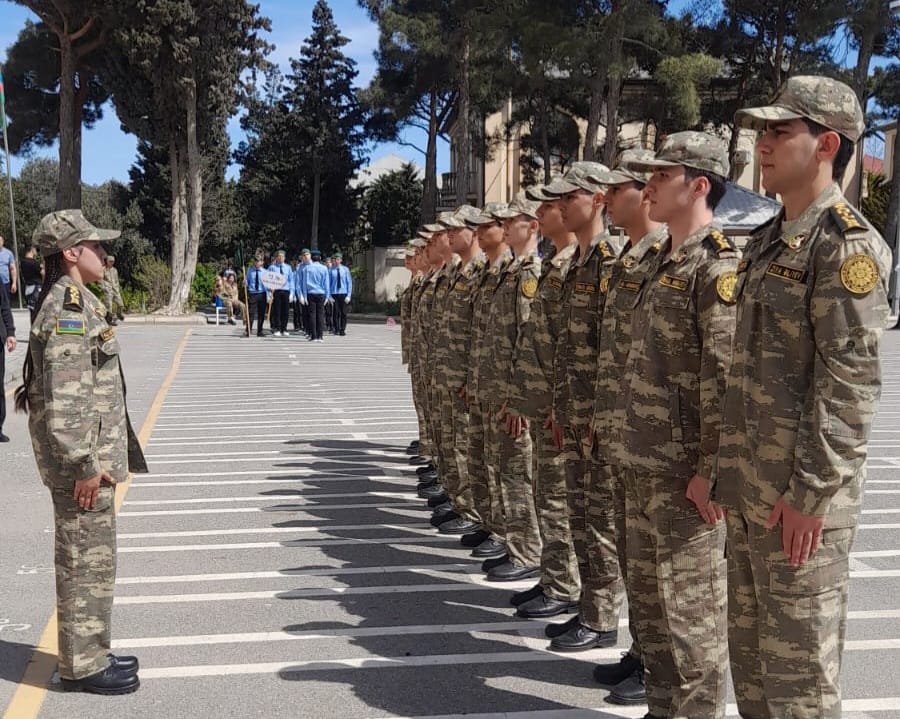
[[525, 185, 556, 202]]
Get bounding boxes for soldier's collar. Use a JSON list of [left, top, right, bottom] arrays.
[[667, 222, 715, 264], [622, 226, 668, 267], [777, 182, 843, 250]]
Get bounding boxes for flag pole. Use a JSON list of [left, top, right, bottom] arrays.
[[0, 68, 21, 309]]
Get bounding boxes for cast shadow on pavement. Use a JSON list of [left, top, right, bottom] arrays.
[[0, 641, 56, 688]]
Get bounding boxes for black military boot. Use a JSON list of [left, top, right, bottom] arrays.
[[471, 538, 506, 559], [438, 517, 480, 535], [460, 529, 490, 547], [549, 622, 618, 652], [510, 583, 543, 607], [60, 664, 140, 695], [487, 560, 540, 582], [545, 613, 579, 638], [607, 668, 648, 705], [593, 652, 642, 687], [516, 594, 578, 618], [108, 653, 139, 674]]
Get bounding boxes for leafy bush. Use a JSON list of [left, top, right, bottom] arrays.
[[190, 263, 220, 309], [132, 256, 171, 311]]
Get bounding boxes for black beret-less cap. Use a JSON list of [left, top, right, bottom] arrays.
[[34, 209, 120, 256]]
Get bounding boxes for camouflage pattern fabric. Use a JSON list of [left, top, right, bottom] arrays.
[[509, 242, 580, 599], [630, 131, 730, 179], [411, 269, 439, 462], [101, 265, 125, 317], [553, 235, 625, 631], [478, 250, 542, 567], [615, 223, 739, 718], [715, 184, 891, 718]]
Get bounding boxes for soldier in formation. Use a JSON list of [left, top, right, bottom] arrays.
[[100, 255, 126, 325], [400, 75, 885, 719]]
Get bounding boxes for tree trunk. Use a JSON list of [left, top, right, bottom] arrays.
[[167, 136, 188, 313], [454, 27, 471, 206], [583, 74, 603, 162], [885, 128, 900, 315], [421, 88, 439, 224], [539, 94, 551, 183], [56, 35, 81, 209], [603, 9, 626, 167], [311, 167, 321, 250], [847, 4, 878, 208]]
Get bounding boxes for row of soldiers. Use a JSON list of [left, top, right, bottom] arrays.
[[398, 76, 890, 719]]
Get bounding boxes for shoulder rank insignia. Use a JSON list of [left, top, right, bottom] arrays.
[[622, 256, 637, 270], [600, 277, 610, 294], [100, 327, 116, 342], [716, 272, 738, 304], [521, 277, 538, 299], [598, 241, 613, 259], [63, 285, 83, 311], [56, 318, 85, 336], [830, 202, 867, 234], [840, 254, 879, 295], [704, 230, 736, 255]]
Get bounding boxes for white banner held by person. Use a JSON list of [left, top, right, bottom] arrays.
[[261, 271, 288, 292]]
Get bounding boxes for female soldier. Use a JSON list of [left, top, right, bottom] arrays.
[[15, 210, 147, 695]]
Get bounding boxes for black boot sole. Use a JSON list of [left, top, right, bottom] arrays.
[[60, 678, 141, 695]]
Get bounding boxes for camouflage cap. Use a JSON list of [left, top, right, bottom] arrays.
[[417, 229, 434, 239], [525, 184, 558, 202], [467, 202, 508, 226], [606, 148, 658, 185], [405, 247, 417, 257], [631, 131, 729, 178], [33, 209, 121, 256], [544, 162, 616, 196], [734, 75, 864, 143], [493, 194, 541, 220], [409, 237, 427, 248], [441, 204, 481, 229]]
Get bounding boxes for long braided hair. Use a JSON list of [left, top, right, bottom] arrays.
[[14, 253, 65, 413]]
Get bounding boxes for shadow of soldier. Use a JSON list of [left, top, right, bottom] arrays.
[[0, 640, 58, 688], [254, 440, 619, 717]]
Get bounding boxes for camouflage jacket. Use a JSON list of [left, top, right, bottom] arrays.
[[551, 234, 624, 429], [102, 265, 121, 291], [593, 226, 667, 455], [715, 184, 891, 528], [615, 223, 740, 479], [474, 251, 539, 404], [400, 274, 422, 368], [468, 255, 512, 399], [409, 269, 436, 378], [440, 255, 487, 391], [27, 276, 147, 489], [432, 256, 464, 388], [507, 243, 577, 419]]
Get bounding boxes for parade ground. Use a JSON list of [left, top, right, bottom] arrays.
[[1, 322, 899, 719]]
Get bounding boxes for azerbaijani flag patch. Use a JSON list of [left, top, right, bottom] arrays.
[[56, 319, 85, 336]]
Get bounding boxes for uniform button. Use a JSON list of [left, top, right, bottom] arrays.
[[846, 340, 856, 350]]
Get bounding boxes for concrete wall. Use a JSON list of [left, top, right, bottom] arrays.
[[363, 246, 411, 303]]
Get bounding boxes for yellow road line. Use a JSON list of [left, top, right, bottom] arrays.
[[2, 328, 192, 719]]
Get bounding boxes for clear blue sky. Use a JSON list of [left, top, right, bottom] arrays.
[[0, 0, 888, 185]]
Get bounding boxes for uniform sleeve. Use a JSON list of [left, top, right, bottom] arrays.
[[783, 234, 890, 517], [507, 265, 538, 403], [41, 314, 102, 482], [695, 255, 739, 480]]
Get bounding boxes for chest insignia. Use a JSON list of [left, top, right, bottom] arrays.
[[56, 319, 85, 336], [766, 263, 807, 283], [521, 277, 538, 298], [716, 272, 738, 304]]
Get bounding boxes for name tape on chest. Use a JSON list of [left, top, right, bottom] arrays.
[[453, 281, 470, 294], [56, 318, 85, 336], [766, 263, 807, 283], [658, 275, 689, 292], [574, 281, 597, 295], [544, 276, 563, 290], [618, 279, 642, 293]]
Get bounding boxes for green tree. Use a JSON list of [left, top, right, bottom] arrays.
[[363, 163, 424, 247]]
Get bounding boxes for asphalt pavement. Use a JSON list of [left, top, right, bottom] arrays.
[[0, 320, 898, 718]]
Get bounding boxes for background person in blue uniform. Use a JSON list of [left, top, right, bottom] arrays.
[[267, 250, 292, 337], [300, 249, 331, 342], [329, 252, 352, 336], [243, 257, 267, 337]]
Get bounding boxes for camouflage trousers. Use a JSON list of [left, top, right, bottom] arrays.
[[427, 382, 445, 470], [101, 281, 124, 316], [487, 402, 541, 568], [564, 425, 623, 631], [727, 511, 853, 719], [609, 461, 641, 662], [410, 371, 428, 452], [51, 484, 117, 680], [621, 468, 728, 719], [439, 389, 477, 521], [467, 399, 503, 540], [531, 422, 580, 602]]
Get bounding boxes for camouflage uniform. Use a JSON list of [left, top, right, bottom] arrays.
[[100, 259, 125, 318], [412, 267, 439, 463], [219, 279, 245, 321], [593, 220, 667, 662], [716, 77, 891, 719], [615, 133, 739, 719], [475, 211, 543, 568], [508, 241, 580, 601], [552, 233, 624, 631], [25, 211, 147, 681], [468, 252, 512, 540]]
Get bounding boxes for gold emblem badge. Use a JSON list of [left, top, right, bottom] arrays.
[[840, 254, 879, 295], [521, 277, 538, 298], [716, 272, 738, 304], [787, 236, 803, 250], [622, 256, 636, 269], [600, 277, 609, 294]]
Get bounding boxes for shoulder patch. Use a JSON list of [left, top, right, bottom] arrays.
[[100, 327, 116, 342], [716, 272, 738, 304], [830, 202, 868, 234], [703, 230, 736, 255], [63, 286, 83, 312], [840, 254, 880, 295], [56, 318, 85, 336], [521, 277, 538, 299]]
